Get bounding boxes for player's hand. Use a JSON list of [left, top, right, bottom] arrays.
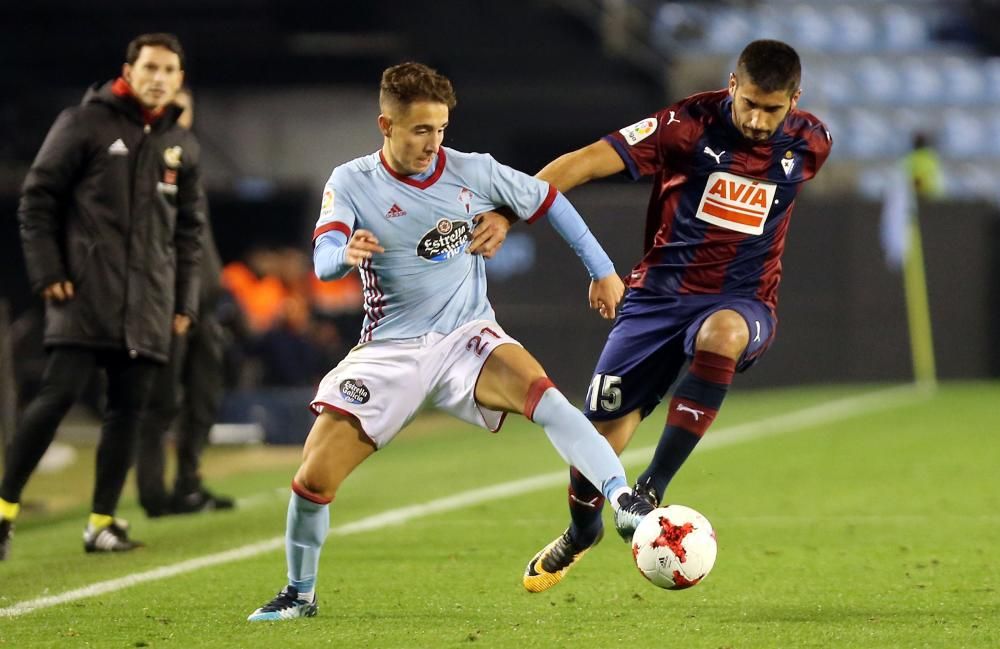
[[173, 314, 192, 335], [467, 211, 510, 259], [589, 273, 625, 320], [42, 281, 74, 302], [345, 229, 385, 266]]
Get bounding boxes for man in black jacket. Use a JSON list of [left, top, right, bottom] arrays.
[[0, 33, 204, 558], [136, 87, 234, 518]]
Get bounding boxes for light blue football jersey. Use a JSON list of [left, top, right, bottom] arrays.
[[313, 147, 557, 342]]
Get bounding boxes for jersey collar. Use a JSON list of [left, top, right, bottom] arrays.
[[379, 148, 447, 189]]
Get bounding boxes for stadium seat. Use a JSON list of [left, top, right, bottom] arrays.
[[940, 57, 986, 105], [881, 4, 929, 51], [939, 109, 988, 158]]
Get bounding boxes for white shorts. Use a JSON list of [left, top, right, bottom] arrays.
[[310, 319, 521, 448]]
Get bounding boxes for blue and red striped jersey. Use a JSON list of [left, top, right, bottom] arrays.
[[603, 89, 832, 312]]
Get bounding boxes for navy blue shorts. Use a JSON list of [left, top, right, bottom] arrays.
[[583, 289, 776, 422]]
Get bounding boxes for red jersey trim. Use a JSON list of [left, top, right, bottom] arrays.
[[313, 221, 351, 242], [526, 184, 558, 224], [379, 148, 447, 189], [291, 479, 333, 505]]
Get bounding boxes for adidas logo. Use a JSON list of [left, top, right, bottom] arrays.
[[385, 203, 406, 219], [107, 138, 129, 155]]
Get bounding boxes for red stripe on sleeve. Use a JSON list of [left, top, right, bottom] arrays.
[[313, 221, 351, 243], [526, 184, 558, 225]]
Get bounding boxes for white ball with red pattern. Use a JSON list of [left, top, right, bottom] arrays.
[[631, 504, 717, 590]]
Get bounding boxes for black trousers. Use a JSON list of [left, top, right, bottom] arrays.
[[0, 346, 158, 515], [135, 315, 225, 513]]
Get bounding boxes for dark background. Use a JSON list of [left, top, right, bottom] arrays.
[[2, 0, 998, 419]]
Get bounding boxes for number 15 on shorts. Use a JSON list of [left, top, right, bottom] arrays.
[[587, 374, 622, 412]]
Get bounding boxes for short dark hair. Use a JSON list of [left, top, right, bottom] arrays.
[[736, 40, 800, 94], [380, 62, 457, 113], [126, 33, 185, 69]]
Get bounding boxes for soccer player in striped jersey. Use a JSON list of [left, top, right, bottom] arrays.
[[523, 39, 832, 592], [247, 62, 654, 621]]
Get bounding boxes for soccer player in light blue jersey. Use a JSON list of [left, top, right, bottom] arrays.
[[247, 62, 655, 621]]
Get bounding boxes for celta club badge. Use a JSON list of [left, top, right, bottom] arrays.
[[163, 146, 183, 169], [458, 187, 473, 213]]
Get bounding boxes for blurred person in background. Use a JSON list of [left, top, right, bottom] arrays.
[[135, 87, 234, 518], [881, 131, 943, 269], [221, 247, 318, 385], [904, 132, 943, 199], [0, 33, 204, 559], [520, 39, 832, 593], [221, 247, 360, 386]]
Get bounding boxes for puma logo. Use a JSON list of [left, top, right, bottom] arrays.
[[703, 146, 725, 164], [676, 403, 705, 421], [667, 110, 680, 125], [569, 494, 601, 509]]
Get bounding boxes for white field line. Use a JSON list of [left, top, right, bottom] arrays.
[[0, 383, 927, 618]]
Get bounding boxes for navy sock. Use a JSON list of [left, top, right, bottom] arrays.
[[566, 466, 605, 546], [639, 350, 736, 501]]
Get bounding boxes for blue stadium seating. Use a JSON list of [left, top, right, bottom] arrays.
[[650, 1, 998, 199]]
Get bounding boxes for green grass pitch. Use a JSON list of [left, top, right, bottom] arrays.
[[0, 382, 997, 648]]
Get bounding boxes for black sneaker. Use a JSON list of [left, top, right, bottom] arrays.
[[171, 488, 236, 514], [0, 518, 13, 561], [633, 476, 660, 508], [247, 586, 318, 621], [522, 527, 604, 593], [83, 519, 144, 553], [613, 492, 656, 541]]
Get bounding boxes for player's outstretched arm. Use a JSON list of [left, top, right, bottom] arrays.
[[544, 192, 623, 320], [536, 140, 626, 193], [314, 229, 385, 281]]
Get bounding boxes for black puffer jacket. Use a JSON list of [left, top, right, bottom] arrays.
[[18, 80, 204, 363]]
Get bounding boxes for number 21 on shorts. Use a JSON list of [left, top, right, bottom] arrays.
[[466, 326, 500, 356], [587, 374, 622, 412]]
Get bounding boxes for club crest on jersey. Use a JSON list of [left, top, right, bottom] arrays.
[[695, 171, 777, 235], [619, 117, 658, 145], [163, 146, 183, 169], [339, 379, 371, 405], [781, 151, 795, 177], [417, 218, 471, 262], [458, 187, 473, 214], [320, 189, 335, 217]]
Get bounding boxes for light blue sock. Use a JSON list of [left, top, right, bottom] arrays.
[[286, 492, 330, 594], [531, 388, 629, 504]]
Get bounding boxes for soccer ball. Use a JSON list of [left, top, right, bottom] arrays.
[[631, 504, 717, 589]]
